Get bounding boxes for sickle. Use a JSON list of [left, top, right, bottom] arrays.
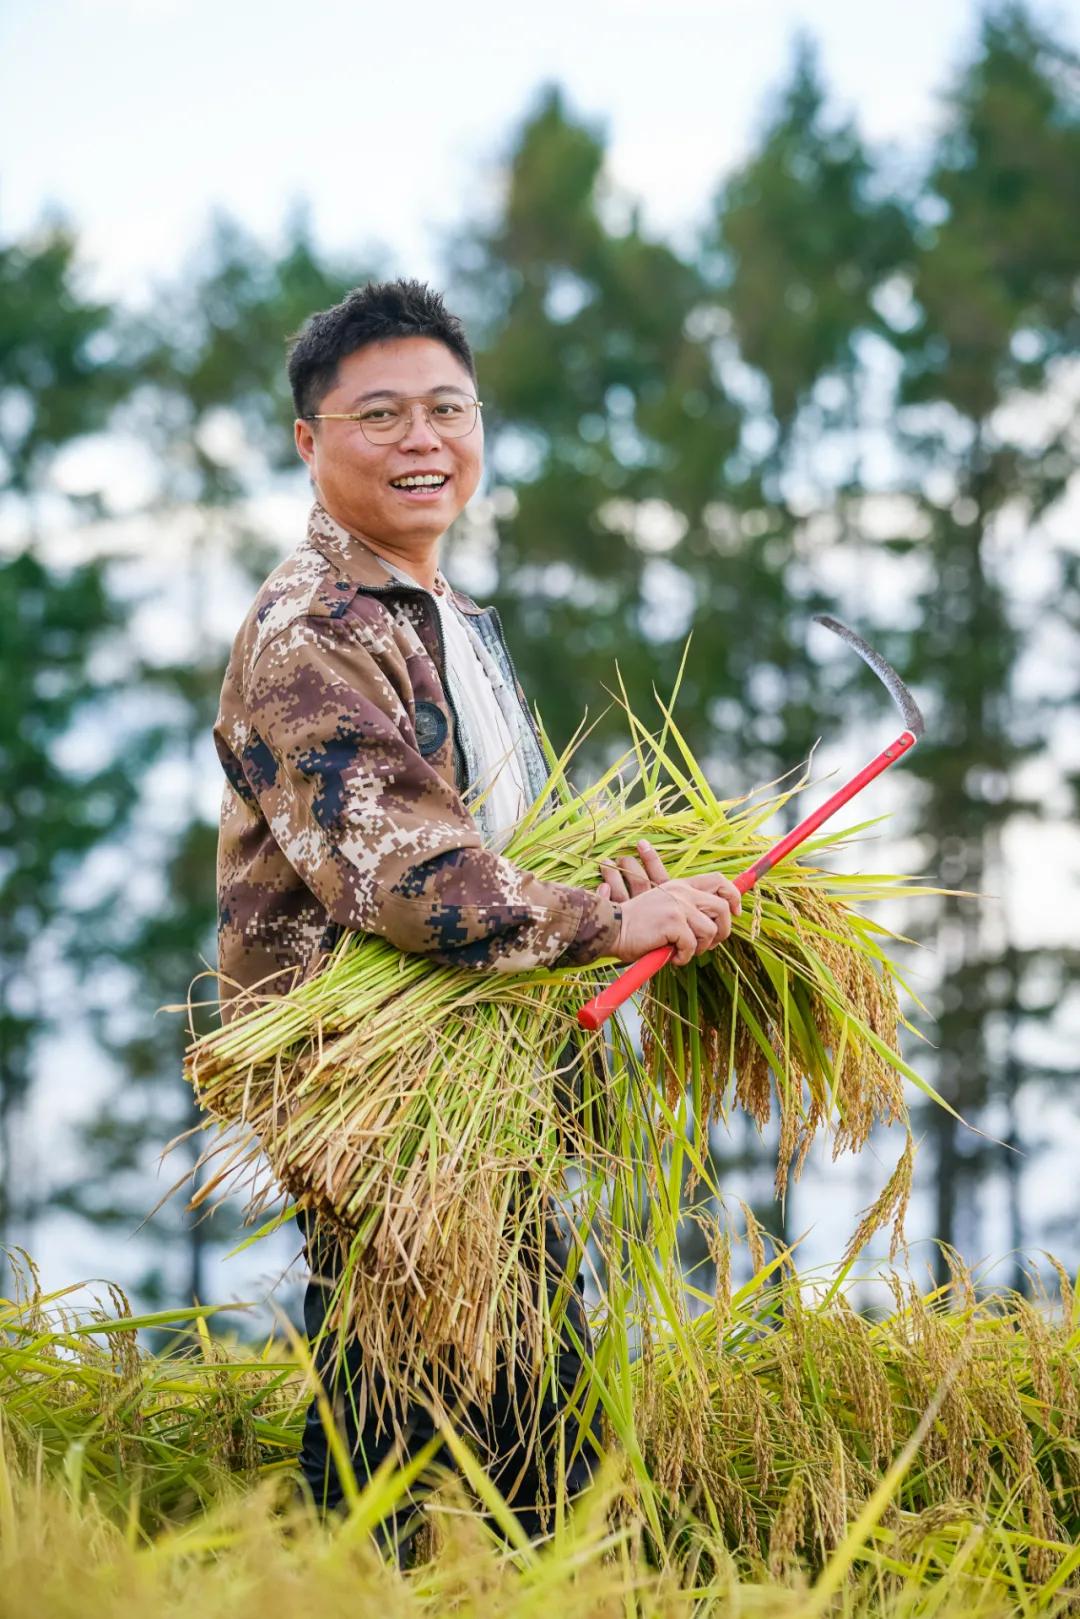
[[577, 617, 925, 1032], [813, 615, 924, 737]]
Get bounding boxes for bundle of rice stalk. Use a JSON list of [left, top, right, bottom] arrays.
[[184, 696, 941, 1417]]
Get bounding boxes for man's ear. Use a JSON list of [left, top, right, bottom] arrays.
[[295, 417, 315, 469]]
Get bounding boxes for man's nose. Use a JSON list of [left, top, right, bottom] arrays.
[[397, 404, 442, 452]]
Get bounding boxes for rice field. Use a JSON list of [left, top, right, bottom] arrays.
[[4, 1240, 1079, 1618]]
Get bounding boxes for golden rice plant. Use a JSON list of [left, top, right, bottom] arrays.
[[622, 1226, 1080, 1594], [0, 1251, 298, 1528], [183, 695, 943, 1419], [0, 1453, 1048, 1619], [5, 1248, 1080, 1615]]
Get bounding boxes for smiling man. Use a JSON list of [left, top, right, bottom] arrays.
[[213, 279, 741, 1548]]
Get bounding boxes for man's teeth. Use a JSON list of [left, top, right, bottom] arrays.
[[390, 474, 448, 488]]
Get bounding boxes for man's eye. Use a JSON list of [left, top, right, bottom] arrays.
[[361, 408, 400, 423], [433, 402, 466, 417]]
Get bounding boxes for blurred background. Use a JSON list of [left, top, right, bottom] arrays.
[[1, 0, 1078, 1327]]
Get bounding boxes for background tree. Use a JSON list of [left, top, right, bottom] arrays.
[[890, 3, 1080, 1280], [445, 77, 909, 1249], [698, 41, 921, 1240], [0, 222, 133, 1279], [447, 88, 750, 772]]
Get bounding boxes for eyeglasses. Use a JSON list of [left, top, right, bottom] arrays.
[[303, 392, 483, 445]]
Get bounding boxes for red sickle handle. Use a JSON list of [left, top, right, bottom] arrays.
[[576, 728, 919, 1032]]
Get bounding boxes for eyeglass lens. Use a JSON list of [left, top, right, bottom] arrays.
[[360, 395, 478, 443]]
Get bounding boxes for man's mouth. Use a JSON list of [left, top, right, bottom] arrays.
[[388, 473, 451, 492]]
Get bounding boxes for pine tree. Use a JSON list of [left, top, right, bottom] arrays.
[[891, 4, 1080, 1279], [700, 44, 916, 1239], [0, 222, 131, 1277], [446, 87, 749, 774]]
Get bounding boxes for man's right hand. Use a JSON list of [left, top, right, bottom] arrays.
[[611, 873, 742, 967]]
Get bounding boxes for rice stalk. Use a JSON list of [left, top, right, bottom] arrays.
[[183, 700, 942, 1416]]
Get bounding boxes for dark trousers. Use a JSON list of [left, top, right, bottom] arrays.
[[296, 1206, 601, 1551]]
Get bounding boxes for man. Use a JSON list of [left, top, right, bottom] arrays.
[[213, 278, 741, 1546]]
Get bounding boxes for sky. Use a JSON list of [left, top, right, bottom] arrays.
[[5, 0, 1080, 1309], [6, 0, 1078, 303]]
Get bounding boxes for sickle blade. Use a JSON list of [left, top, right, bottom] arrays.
[[813, 614, 925, 739]]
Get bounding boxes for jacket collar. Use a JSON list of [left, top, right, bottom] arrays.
[[305, 501, 484, 617]]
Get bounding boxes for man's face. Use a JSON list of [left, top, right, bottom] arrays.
[[294, 336, 483, 551]]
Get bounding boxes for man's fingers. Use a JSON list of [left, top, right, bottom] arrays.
[[616, 854, 653, 897], [596, 881, 611, 902], [662, 895, 727, 963], [678, 891, 733, 944], [601, 841, 671, 904], [636, 839, 670, 885], [599, 859, 629, 902], [684, 872, 743, 914], [608, 868, 741, 968], [686, 906, 719, 956], [670, 918, 699, 967]]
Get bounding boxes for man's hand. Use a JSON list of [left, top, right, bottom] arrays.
[[595, 839, 742, 968]]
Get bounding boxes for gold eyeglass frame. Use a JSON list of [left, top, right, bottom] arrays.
[[302, 394, 484, 444]]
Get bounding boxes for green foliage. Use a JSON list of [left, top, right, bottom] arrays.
[[0, 222, 122, 496], [449, 86, 749, 766], [715, 37, 912, 437], [0, 226, 135, 1267], [904, 7, 1080, 418], [0, 558, 130, 1110], [881, 3, 1080, 1278], [129, 209, 375, 492]]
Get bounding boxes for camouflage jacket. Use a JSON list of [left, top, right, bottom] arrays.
[[214, 502, 621, 1007]]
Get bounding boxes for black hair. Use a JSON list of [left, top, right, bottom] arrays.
[[287, 278, 477, 419]]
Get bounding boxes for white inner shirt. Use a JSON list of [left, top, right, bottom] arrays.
[[381, 559, 531, 847]]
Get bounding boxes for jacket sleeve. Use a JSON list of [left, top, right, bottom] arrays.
[[241, 614, 621, 972]]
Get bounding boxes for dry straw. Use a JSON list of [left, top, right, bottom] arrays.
[[184, 695, 942, 1418]]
